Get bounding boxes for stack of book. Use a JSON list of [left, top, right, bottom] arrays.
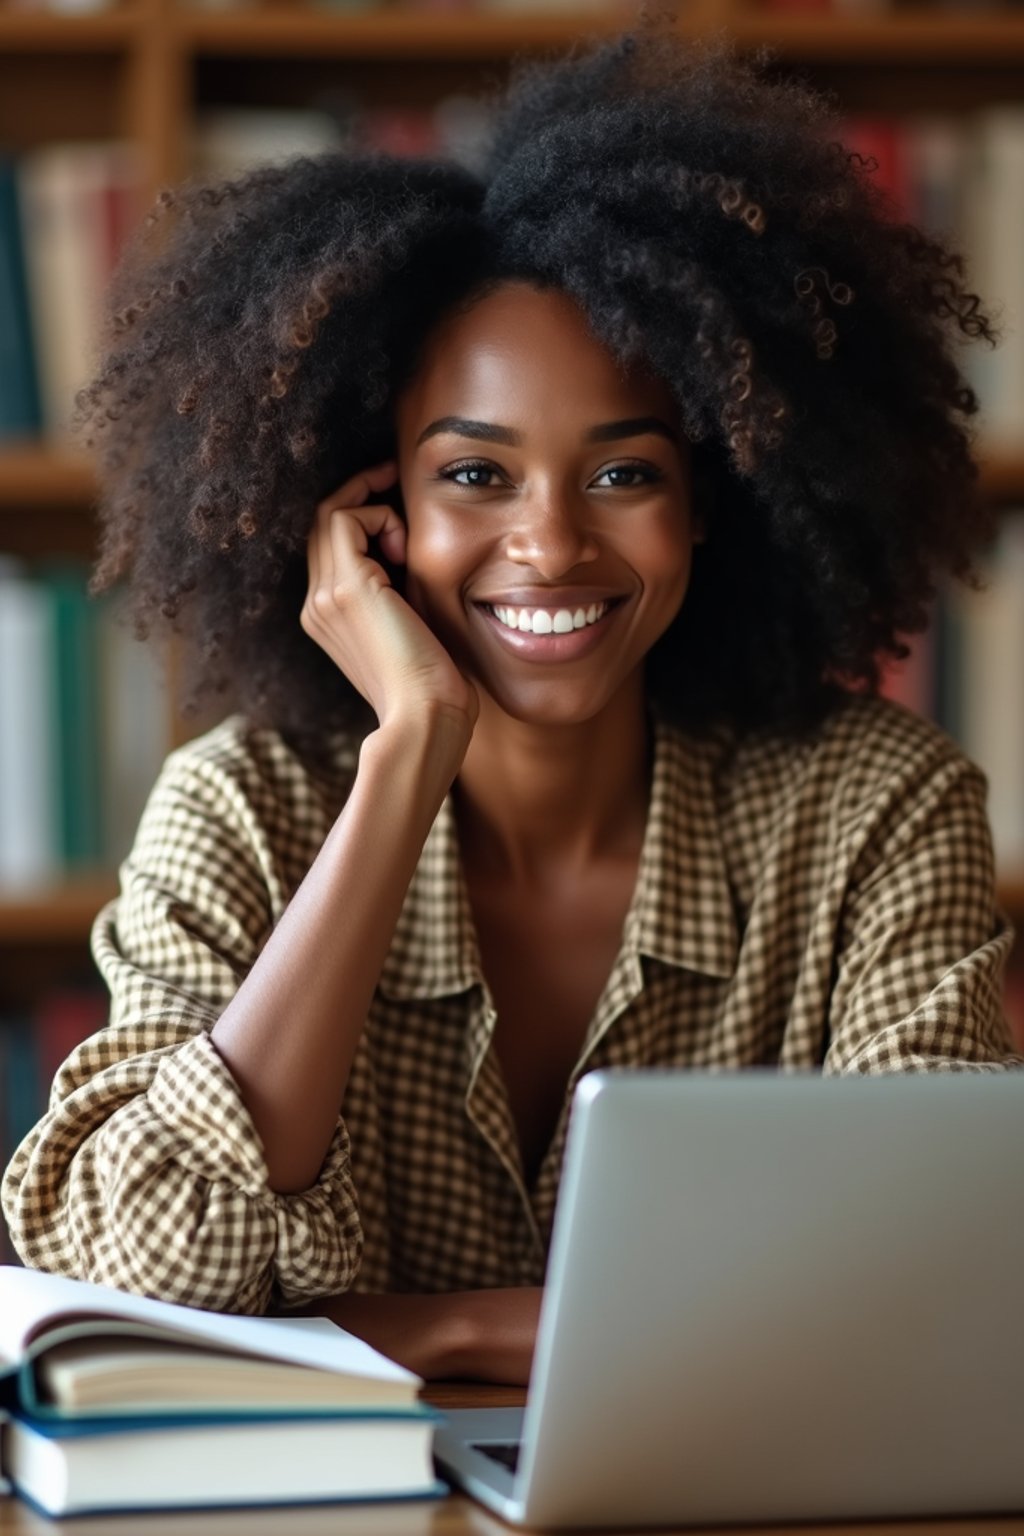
[[0, 1267, 444, 1516]]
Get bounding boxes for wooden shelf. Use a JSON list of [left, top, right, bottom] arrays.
[[0, 445, 95, 508], [974, 452, 1024, 505], [0, 867, 1021, 947], [179, 6, 635, 58], [997, 873, 1024, 917], [3, 5, 1023, 66], [2, 441, 1023, 510], [0, 7, 138, 51], [0, 875, 117, 944], [728, 8, 1024, 62]]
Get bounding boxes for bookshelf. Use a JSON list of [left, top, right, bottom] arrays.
[[2, 0, 1024, 986]]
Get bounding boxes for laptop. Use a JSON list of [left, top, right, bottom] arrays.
[[433, 1069, 1024, 1528]]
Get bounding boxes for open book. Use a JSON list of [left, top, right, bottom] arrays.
[[0, 1264, 419, 1417], [0, 1268, 443, 1515]]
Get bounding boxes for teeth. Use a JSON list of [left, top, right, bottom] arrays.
[[491, 602, 610, 635]]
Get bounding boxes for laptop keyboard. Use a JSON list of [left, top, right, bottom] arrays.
[[473, 1441, 521, 1474]]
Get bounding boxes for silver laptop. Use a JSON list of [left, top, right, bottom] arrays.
[[433, 1069, 1024, 1528]]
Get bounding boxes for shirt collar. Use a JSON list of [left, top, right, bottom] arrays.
[[627, 716, 739, 978], [377, 715, 739, 1002]]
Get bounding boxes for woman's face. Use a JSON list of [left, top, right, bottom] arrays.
[[395, 281, 701, 727]]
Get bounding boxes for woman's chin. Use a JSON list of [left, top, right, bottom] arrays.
[[474, 674, 640, 732]]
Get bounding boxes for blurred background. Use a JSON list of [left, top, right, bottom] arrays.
[[2, 0, 1024, 1259]]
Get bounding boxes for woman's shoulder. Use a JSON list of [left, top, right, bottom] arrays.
[[674, 693, 983, 830]]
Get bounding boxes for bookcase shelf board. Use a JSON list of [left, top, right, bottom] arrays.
[[7, 7, 1024, 67], [0, 10, 138, 52], [0, 447, 94, 508], [1, 871, 1022, 951], [728, 10, 1024, 63], [2, 448, 1021, 515], [0, 877, 116, 944], [181, 7, 634, 59]]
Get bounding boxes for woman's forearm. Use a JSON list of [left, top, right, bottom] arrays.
[[211, 710, 469, 1195], [307, 1288, 544, 1384]]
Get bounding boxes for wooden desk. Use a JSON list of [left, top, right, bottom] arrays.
[[1, 1383, 1022, 1536]]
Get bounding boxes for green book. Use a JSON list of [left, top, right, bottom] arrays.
[[40, 565, 104, 869]]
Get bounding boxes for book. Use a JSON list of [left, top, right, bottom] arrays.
[[193, 109, 344, 180], [959, 108, 1024, 452], [946, 512, 1024, 871], [34, 987, 108, 1101], [17, 141, 139, 442], [95, 594, 169, 867], [0, 561, 60, 888], [4, 1409, 441, 1516], [877, 621, 937, 722], [0, 1267, 443, 1515], [832, 115, 913, 222], [0, 157, 43, 443], [42, 564, 105, 869]]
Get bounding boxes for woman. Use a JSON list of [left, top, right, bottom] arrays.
[[3, 29, 1020, 1383]]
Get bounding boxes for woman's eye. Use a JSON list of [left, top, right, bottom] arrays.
[[593, 463, 662, 489], [440, 460, 501, 488]]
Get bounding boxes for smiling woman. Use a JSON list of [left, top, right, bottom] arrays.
[[1, 27, 1021, 1384]]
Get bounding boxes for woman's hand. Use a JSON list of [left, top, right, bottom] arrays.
[[295, 1287, 544, 1385], [302, 460, 478, 736]]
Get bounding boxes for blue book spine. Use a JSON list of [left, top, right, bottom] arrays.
[[0, 156, 43, 441]]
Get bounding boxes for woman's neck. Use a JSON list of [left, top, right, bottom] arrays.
[[453, 685, 653, 886]]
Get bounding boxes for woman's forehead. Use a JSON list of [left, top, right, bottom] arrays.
[[397, 280, 680, 436]]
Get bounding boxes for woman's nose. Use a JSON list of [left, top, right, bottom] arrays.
[[504, 492, 599, 578]]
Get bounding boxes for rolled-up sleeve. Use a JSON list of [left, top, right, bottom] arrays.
[[1, 729, 363, 1312], [824, 745, 1023, 1074]]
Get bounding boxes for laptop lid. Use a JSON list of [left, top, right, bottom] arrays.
[[504, 1069, 1024, 1528]]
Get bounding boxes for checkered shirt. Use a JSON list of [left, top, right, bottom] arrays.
[[3, 693, 1021, 1313]]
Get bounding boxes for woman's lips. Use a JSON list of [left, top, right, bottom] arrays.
[[472, 597, 624, 662]]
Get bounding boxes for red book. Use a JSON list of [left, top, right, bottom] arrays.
[[877, 625, 937, 721], [832, 117, 916, 223], [1003, 968, 1024, 1052], [35, 988, 108, 1098]]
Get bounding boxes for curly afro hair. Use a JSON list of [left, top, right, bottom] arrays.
[[78, 27, 998, 747]]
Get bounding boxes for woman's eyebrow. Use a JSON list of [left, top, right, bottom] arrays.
[[415, 415, 677, 448], [416, 417, 520, 448], [585, 416, 677, 445]]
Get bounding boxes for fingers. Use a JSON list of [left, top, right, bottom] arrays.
[[315, 460, 398, 516], [326, 497, 406, 574], [311, 460, 406, 580]]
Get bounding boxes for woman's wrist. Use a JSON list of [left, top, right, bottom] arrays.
[[439, 1288, 542, 1385], [361, 705, 474, 796]]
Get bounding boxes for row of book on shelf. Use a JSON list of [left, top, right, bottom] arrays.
[[0, 987, 108, 1260], [3, 99, 1024, 444], [4, 517, 1024, 892], [879, 511, 1024, 875], [0, 559, 167, 886]]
